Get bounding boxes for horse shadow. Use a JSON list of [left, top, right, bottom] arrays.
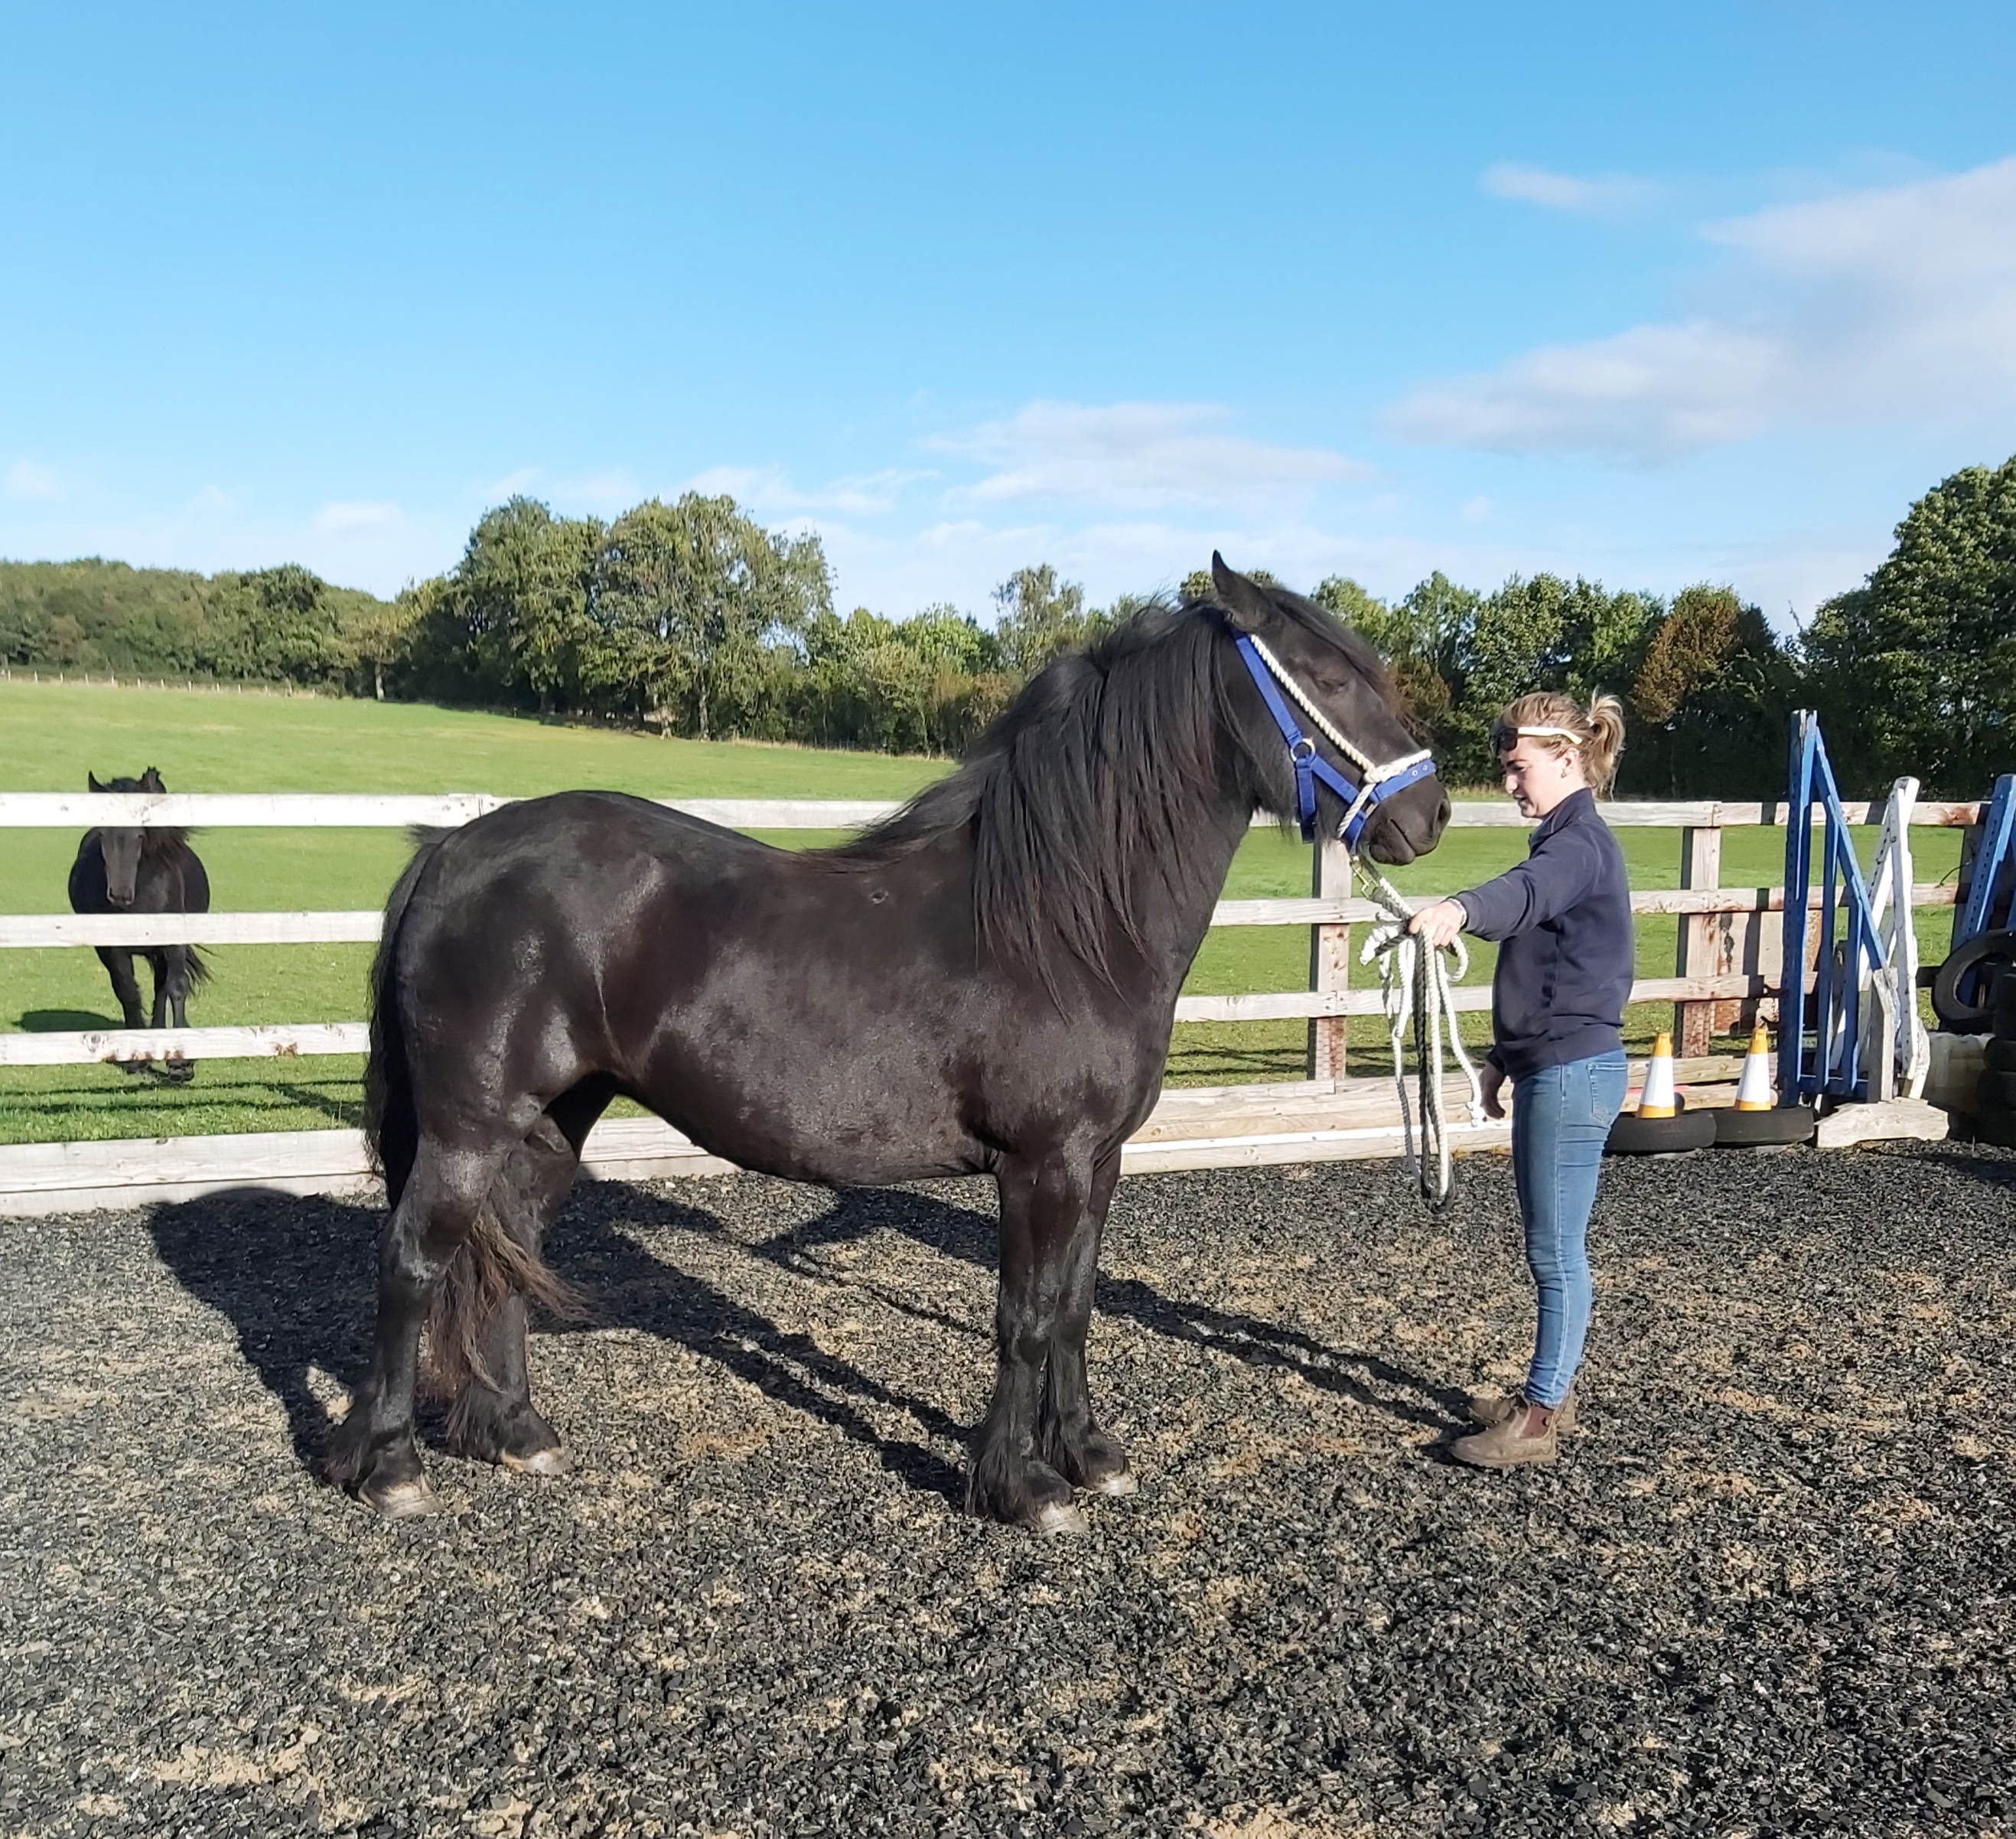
[[144, 1179, 966, 1502], [738, 1183, 1467, 1432], [18, 1007, 121, 1031]]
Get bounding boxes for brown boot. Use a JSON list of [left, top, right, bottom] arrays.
[[1452, 1396, 1562, 1469], [1467, 1384, 1576, 1434]]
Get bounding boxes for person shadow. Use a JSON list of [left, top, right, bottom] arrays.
[[143, 1179, 969, 1503]]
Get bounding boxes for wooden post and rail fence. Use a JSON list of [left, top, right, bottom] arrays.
[[0, 791, 1983, 1215]]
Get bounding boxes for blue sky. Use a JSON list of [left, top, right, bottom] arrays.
[[3, 2, 2013, 630]]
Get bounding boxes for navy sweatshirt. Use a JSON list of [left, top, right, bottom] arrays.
[[1454, 787, 1633, 1080]]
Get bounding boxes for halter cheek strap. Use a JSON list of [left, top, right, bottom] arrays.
[[1233, 633, 1438, 852]]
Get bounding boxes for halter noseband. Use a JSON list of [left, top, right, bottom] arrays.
[[1233, 632, 1438, 852]]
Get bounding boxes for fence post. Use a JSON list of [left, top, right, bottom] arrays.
[[1307, 834, 1351, 1084], [1675, 820, 1725, 1056]]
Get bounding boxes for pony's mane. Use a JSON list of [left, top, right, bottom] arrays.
[[826, 592, 1382, 982]]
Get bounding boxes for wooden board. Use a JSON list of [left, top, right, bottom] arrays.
[[0, 1022, 370, 1067], [0, 1063, 1768, 1216], [1813, 1098, 1951, 1149]]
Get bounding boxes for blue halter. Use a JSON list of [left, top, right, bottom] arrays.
[[1233, 633, 1439, 852]]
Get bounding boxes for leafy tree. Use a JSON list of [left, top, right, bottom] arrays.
[[594, 494, 830, 739], [1803, 455, 2016, 795], [1626, 586, 1796, 796], [992, 565, 1104, 675]]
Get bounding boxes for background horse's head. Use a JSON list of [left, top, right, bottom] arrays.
[[86, 767, 168, 907], [1207, 556, 1450, 866]]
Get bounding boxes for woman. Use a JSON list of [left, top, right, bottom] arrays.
[[1409, 690, 1632, 1469]]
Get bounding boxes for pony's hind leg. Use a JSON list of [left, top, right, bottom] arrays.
[[325, 1138, 510, 1517], [441, 1107, 593, 1476], [153, 948, 195, 1081], [1037, 1149, 1135, 1498]]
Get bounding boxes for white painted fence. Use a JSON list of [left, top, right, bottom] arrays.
[[0, 791, 1982, 1212]]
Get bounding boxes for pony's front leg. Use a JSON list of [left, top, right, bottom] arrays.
[[326, 1143, 500, 1517], [967, 1152, 1096, 1535], [96, 948, 150, 1072], [1037, 1147, 1135, 1498]]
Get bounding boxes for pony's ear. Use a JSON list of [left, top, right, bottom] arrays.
[[88, 772, 107, 793], [140, 767, 165, 793], [1210, 552, 1274, 634]]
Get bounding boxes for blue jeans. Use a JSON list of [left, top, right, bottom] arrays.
[[1510, 1050, 1628, 1407]]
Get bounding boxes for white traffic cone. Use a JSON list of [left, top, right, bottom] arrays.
[[1637, 1031, 1678, 1118], [1734, 1022, 1775, 1110]]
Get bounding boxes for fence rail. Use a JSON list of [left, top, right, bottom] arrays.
[[2, 794, 1980, 1072], [0, 792, 1988, 830], [0, 882, 1963, 952], [2, 788, 1982, 1208]]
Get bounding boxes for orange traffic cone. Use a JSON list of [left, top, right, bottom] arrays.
[[1637, 1031, 1678, 1118], [1734, 1022, 1775, 1110]]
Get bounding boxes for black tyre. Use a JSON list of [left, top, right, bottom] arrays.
[[1713, 1105, 1817, 1148], [1970, 1103, 2016, 1150], [1985, 1036, 2016, 1073], [1976, 1069, 2016, 1111], [1933, 929, 2016, 1032], [1997, 979, 2016, 1039], [1607, 1107, 1717, 1156]]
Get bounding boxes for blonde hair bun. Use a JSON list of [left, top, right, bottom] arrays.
[[1492, 691, 1626, 796]]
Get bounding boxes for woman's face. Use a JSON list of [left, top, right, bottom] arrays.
[[1499, 736, 1588, 819]]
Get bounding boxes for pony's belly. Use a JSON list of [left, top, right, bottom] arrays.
[[627, 1038, 992, 1188], [662, 1102, 991, 1189]]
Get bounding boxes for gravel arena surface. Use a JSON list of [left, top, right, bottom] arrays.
[[2, 1145, 2014, 1839]]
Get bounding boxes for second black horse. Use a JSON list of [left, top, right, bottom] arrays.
[[69, 768, 210, 1080], [329, 558, 1450, 1528]]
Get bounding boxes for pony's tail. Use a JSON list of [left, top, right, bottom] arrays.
[[184, 944, 213, 986], [428, 1171, 589, 1408], [363, 827, 445, 1208], [367, 827, 588, 1399]]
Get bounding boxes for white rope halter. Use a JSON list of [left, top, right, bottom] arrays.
[[1241, 633, 1435, 843], [1355, 861, 1487, 1209]]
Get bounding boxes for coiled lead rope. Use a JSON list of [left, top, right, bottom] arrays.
[[1355, 862, 1486, 1211]]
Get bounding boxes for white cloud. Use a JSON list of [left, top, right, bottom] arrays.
[[686, 464, 928, 517], [1481, 162, 1657, 216], [1392, 155, 2016, 460], [931, 400, 1368, 513], [5, 459, 63, 501], [184, 484, 239, 517], [311, 500, 402, 536]]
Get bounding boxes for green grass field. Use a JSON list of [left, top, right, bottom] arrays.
[[0, 679, 1966, 1143]]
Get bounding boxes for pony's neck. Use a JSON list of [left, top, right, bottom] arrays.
[[1112, 762, 1264, 1003]]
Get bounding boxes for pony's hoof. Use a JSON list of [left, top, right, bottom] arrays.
[[500, 1445, 571, 1478], [1034, 1500, 1089, 1537], [1090, 1468, 1138, 1497], [362, 1476, 440, 1520]]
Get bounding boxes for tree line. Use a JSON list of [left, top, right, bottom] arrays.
[[2, 455, 2011, 796]]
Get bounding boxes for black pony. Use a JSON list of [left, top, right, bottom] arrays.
[[328, 559, 1449, 1528], [68, 768, 211, 1081]]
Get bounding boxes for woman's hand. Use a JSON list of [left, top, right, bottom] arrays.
[[1479, 1060, 1506, 1120], [1408, 898, 1467, 951]]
